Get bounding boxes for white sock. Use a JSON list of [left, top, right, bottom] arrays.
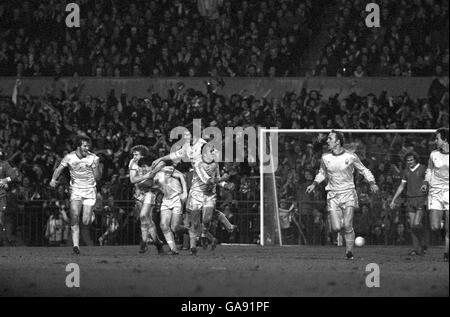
[[71, 225, 80, 248]]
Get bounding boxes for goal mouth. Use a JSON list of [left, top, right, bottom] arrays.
[[258, 129, 437, 247]]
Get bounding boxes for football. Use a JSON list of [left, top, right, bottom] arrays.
[[355, 236, 365, 247]]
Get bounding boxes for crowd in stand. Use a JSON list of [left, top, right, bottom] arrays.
[[315, 0, 449, 77], [0, 0, 323, 78], [2, 0, 447, 78], [0, 75, 448, 245]]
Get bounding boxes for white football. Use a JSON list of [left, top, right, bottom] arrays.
[[355, 236, 365, 247]]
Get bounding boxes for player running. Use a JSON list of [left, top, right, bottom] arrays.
[[421, 128, 449, 262], [128, 145, 164, 254], [390, 151, 429, 255], [50, 136, 101, 255], [0, 146, 17, 245], [306, 130, 379, 260], [186, 144, 234, 255]]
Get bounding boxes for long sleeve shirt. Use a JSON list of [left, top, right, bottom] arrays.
[[314, 151, 376, 192], [424, 150, 449, 190]]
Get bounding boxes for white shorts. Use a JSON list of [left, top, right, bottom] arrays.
[[327, 189, 358, 213], [186, 191, 216, 211], [70, 187, 96, 206], [428, 188, 449, 211], [161, 196, 183, 216]]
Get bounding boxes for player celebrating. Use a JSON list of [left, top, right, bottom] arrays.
[[128, 145, 164, 254], [306, 130, 378, 260], [152, 159, 188, 255], [390, 151, 428, 255], [186, 144, 234, 255], [0, 146, 17, 245], [421, 128, 449, 262], [50, 136, 100, 255]]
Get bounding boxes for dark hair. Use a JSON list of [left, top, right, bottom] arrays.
[[403, 151, 419, 164], [330, 130, 345, 146], [76, 135, 92, 147], [137, 156, 153, 167], [131, 145, 149, 157], [436, 127, 449, 143]]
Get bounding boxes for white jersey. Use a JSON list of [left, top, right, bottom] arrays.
[[425, 150, 449, 190], [154, 166, 183, 200], [314, 150, 375, 192], [190, 160, 220, 196], [170, 138, 207, 165], [60, 151, 97, 189]]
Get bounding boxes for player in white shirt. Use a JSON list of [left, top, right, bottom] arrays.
[[128, 145, 164, 254], [151, 160, 188, 255], [421, 128, 449, 262], [306, 130, 379, 259], [152, 130, 237, 245], [50, 136, 101, 255], [186, 143, 234, 255]]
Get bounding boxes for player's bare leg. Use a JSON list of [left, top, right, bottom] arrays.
[[215, 210, 237, 233], [186, 208, 201, 255], [140, 203, 163, 254], [201, 206, 216, 249], [160, 208, 178, 255], [80, 204, 95, 246], [409, 208, 425, 255], [343, 207, 355, 258], [430, 209, 448, 261], [69, 200, 83, 254]]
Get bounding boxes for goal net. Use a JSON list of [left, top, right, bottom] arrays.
[[258, 129, 437, 246]]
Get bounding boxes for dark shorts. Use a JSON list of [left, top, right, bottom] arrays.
[[406, 196, 426, 212]]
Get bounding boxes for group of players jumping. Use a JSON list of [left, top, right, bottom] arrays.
[[47, 130, 235, 256], [3, 127, 445, 261]]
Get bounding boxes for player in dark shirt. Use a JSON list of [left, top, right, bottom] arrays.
[[390, 151, 428, 255]]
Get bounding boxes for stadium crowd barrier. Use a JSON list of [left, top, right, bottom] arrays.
[[1, 76, 447, 100]]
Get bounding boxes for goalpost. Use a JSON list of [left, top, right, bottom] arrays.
[[258, 129, 437, 247]]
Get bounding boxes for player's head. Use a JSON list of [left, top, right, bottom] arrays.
[[0, 145, 4, 160], [327, 130, 345, 150], [76, 135, 92, 157], [435, 127, 449, 148], [404, 151, 419, 168], [137, 156, 153, 168], [131, 145, 149, 161], [201, 143, 218, 163]]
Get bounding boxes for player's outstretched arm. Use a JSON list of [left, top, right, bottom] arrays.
[[390, 181, 406, 209]]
